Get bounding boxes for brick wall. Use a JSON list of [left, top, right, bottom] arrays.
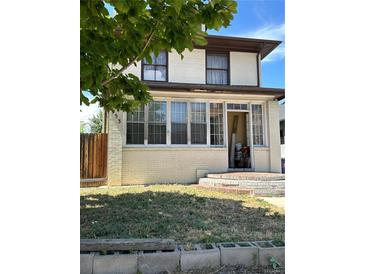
[[121, 148, 228, 185], [107, 112, 123, 185]]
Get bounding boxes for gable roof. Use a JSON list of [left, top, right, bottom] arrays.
[[194, 35, 281, 60]]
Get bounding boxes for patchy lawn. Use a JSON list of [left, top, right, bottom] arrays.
[[80, 185, 284, 243]]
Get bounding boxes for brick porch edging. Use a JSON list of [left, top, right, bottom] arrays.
[[80, 240, 284, 274]]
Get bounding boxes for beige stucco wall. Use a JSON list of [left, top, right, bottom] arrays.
[[230, 52, 258, 86], [267, 101, 282, 172], [121, 148, 228, 185], [168, 49, 206, 84], [253, 147, 270, 172]]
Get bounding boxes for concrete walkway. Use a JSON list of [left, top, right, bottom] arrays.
[[258, 197, 285, 209]]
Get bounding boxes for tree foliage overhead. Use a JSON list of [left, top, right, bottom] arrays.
[[81, 0, 237, 113]]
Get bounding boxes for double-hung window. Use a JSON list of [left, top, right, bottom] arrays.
[[206, 52, 229, 85], [190, 103, 207, 144], [171, 102, 188, 144], [142, 51, 167, 81], [210, 103, 224, 146], [148, 101, 167, 144], [126, 105, 145, 145], [252, 104, 264, 146]]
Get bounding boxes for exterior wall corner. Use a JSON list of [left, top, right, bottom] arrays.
[[267, 101, 282, 173], [107, 112, 123, 185]]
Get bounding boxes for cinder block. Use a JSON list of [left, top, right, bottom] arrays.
[[218, 242, 258, 266], [253, 241, 285, 266], [80, 252, 94, 274], [138, 248, 180, 274], [180, 244, 220, 271], [93, 251, 138, 274]]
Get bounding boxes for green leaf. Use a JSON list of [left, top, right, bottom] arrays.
[[145, 54, 152, 64], [172, 0, 184, 15]]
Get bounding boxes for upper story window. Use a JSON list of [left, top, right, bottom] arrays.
[[142, 51, 167, 81], [206, 52, 229, 85]]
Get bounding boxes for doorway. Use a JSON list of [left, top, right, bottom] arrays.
[[227, 111, 251, 169]]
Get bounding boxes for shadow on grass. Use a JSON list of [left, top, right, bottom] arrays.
[[80, 191, 284, 243]]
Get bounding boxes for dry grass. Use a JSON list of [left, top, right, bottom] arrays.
[[80, 184, 284, 243]]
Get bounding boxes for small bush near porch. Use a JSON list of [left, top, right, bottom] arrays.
[[80, 185, 284, 243]]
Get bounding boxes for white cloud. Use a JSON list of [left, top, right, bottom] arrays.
[[80, 103, 101, 123], [234, 23, 285, 63]]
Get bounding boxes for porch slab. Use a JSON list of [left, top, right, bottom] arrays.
[[207, 172, 285, 181]]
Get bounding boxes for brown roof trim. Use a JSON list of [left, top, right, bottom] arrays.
[[143, 81, 285, 99], [194, 35, 281, 60]]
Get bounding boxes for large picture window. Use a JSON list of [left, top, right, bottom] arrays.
[[210, 103, 224, 146], [191, 103, 207, 144], [171, 102, 188, 144], [126, 105, 145, 145], [252, 104, 264, 146], [148, 101, 167, 144], [142, 51, 167, 81], [206, 52, 229, 85]]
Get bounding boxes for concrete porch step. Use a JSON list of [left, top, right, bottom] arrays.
[[207, 172, 285, 181], [198, 175, 285, 197]]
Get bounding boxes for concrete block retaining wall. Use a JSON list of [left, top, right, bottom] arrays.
[[80, 241, 284, 274]]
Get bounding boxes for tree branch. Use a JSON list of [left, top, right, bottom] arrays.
[[101, 28, 156, 86]]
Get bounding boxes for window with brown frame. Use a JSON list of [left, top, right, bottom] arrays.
[[142, 51, 168, 81], [206, 52, 229, 85]]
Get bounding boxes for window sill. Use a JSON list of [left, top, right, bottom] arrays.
[[253, 146, 269, 151], [122, 145, 227, 151]]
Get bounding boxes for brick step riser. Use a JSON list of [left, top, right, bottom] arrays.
[[198, 178, 285, 196]]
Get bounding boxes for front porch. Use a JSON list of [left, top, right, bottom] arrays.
[[198, 172, 285, 197]]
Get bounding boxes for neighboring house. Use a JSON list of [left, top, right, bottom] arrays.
[[279, 100, 285, 173], [106, 35, 285, 185]]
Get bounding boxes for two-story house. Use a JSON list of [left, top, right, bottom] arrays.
[[106, 35, 285, 186]]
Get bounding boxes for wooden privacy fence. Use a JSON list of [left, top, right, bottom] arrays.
[[80, 133, 108, 186]]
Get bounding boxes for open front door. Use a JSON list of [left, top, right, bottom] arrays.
[[227, 111, 251, 169]]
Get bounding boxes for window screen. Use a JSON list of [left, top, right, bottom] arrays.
[[206, 53, 228, 85], [142, 51, 167, 81], [252, 104, 264, 145], [126, 105, 145, 144], [171, 102, 188, 144], [191, 103, 207, 144], [210, 103, 224, 146], [148, 101, 167, 144]]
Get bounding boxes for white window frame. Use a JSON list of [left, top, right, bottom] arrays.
[[250, 102, 267, 147], [123, 98, 227, 148], [122, 97, 268, 149]]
